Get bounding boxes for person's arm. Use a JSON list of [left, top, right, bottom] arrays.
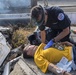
[[54, 27, 70, 42], [61, 41, 74, 46], [48, 63, 72, 75], [41, 30, 46, 43]]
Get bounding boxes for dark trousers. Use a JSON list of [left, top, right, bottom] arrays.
[[73, 46, 76, 64]]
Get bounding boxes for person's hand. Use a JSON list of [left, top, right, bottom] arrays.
[[44, 39, 54, 49]]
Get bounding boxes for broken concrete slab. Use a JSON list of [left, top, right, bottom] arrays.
[[0, 32, 10, 66]]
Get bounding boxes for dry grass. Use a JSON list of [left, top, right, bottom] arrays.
[[12, 26, 36, 48]]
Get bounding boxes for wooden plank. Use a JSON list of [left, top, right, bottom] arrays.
[[22, 58, 76, 75], [16, 57, 76, 75], [18, 59, 36, 75], [22, 58, 53, 75]]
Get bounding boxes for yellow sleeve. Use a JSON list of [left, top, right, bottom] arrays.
[[34, 55, 50, 73]]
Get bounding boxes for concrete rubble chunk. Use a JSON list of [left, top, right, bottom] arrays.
[[0, 32, 10, 66]]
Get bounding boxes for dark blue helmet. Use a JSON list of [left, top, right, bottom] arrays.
[[31, 5, 45, 26]]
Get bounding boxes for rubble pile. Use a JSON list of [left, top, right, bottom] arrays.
[[0, 25, 35, 75]]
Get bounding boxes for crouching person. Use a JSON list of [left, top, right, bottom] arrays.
[[23, 41, 74, 75]]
